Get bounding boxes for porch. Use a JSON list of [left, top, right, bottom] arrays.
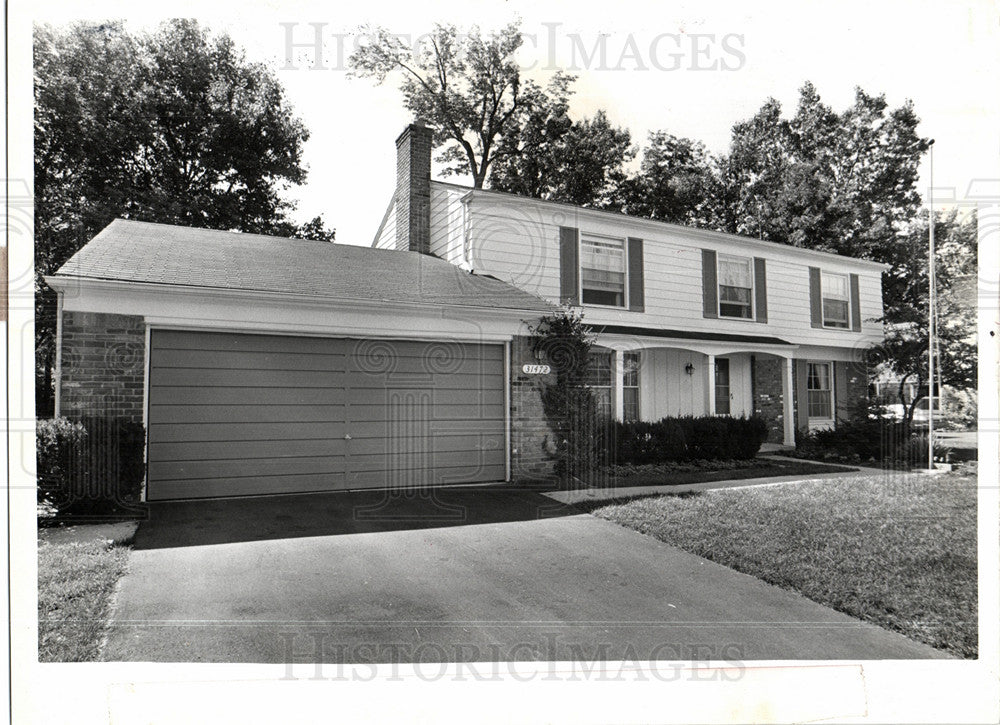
[[589, 330, 800, 446]]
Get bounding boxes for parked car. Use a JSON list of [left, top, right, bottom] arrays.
[[883, 397, 942, 426]]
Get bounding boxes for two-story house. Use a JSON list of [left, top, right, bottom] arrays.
[[376, 124, 885, 447], [46, 123, 885, 501]]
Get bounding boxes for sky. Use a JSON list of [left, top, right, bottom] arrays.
[[31, 0, 1000, 246]]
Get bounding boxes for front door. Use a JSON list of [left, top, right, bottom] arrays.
[[715, 358, 731, 415]]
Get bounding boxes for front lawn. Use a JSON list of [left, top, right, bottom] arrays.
[[38, 538, 132, 661], [586, 458, 856, 489], [586, 470, 977, 658]]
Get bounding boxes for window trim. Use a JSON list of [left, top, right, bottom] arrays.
[[716, 253, 755, 321], [820, 271, 852, 330], [579, 233, 629, 309], [806, 360, 835, 422]]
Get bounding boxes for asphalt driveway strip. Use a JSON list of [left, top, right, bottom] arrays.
[[101, 485, 948, 664]]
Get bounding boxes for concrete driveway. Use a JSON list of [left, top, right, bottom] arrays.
[[102, 486, 947, 663]]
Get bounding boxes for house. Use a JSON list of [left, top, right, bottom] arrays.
[[45, 123, 886, 501], [375, 124, 885, 441]]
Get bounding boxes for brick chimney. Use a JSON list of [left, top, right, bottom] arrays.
[[395, 122, 433, 254]]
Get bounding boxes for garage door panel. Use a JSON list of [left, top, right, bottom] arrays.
[[150, 455, 348, 482], [150, 446, 504, 482], [149, 433, 504, 461], [147, 330, 506, 500], [149, 419, 506, 443], [149, 386, 350, 407], [150, 386, 504, 408], [153, 348, 348, 372], [149, 403, 348, 425], [153, 368, 351, 388], [154, 330, 346, 355]]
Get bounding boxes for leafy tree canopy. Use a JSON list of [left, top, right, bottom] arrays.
[[350, 21, 578, 189], [34, 19, 335, 413]]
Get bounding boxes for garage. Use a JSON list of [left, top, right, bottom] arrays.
[[146, 329, 507, 500]]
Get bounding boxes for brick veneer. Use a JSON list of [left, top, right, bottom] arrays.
[[837, 358, 870, 421], [59, 311, 145, 421], [508, 335, 558, 481], [395, 123, 432, 254]]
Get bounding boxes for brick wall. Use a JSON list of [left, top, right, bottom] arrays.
[[837, 358, 870, 421], [59, 311, 145, 421], [509, 335, 558, 481], [751, 355, 785, 443], [395, 123, 432, 254]]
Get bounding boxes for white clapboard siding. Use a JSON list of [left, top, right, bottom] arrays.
[[459, 192, 885, 349], [372, 198, 397, 249], [429, 183, 467, 265]]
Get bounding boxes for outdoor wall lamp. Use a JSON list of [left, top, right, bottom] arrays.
[[684, 363, 695, 375]]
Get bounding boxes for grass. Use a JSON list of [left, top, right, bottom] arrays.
[[586, 471, 977, 658], [38, 537, 133, 661], [592, 458, 857, 488]]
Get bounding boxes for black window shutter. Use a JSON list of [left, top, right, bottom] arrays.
[[753, 257, 767, 323], [627, 237, 644, 312], [849, 274, 862, 331], [702, 249, 718, 318], [559, 227, 579, 305], [809, 267, 823, 328]]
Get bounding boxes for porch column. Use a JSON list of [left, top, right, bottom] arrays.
[[706, 353, 716, 415], [613, 349, 625, 421], [782, 356, 796, 446]]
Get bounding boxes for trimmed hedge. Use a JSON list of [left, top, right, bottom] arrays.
[[612, 415, 769, 464], [37, 417, 146, 517]]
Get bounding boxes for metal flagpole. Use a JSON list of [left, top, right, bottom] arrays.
[[927, 139, 936, 470]]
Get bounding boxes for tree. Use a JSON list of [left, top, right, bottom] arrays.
[[350, 21, 576, 188], [34, 19, 335, 414], [874, 209, 977, 424], [491, 108, 634, 208], [714, 83, 929, 267], [615, 132, 718, 226]]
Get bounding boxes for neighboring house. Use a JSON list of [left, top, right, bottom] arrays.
[[46, 123, 885, 501]]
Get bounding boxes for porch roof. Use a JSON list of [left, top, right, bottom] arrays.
[[592, 324, 793, 347]]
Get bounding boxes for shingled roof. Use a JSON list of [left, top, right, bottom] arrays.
[[53, 219, 552, 313]]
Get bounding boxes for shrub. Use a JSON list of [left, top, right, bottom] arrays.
[[612, 415, 768, 464], [947, 389, 977, 429], [36, 418, 88, 505], [528, 309, 604, 480], [37, 417, 146, 518], [795, 414, 953, 469]]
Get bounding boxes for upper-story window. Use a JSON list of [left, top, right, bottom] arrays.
[[717, 254, 754, 319], [580, 235, 627, 307], [821, 272, 850, 328]]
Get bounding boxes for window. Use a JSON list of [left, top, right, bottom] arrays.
[[586, 350, 613, 418], [807, 362, 833, 419], [718, 255, 753, 319], [581, 235, 626, 307], [714, 358, 731, 415], [622, 352, 640, 422], [585, 350, 640, 421], [821, 272, 850, 328]]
